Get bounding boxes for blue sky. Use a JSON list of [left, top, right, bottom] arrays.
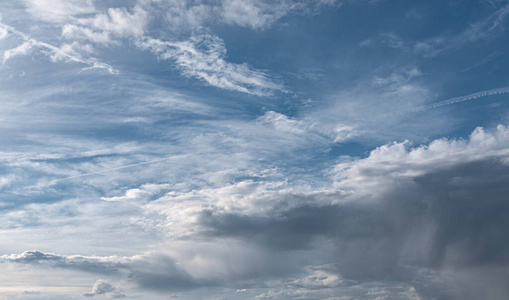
[[1, 0, 509, 299]]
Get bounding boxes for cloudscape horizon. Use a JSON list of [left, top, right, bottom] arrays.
[[1, 1, 509, 299]]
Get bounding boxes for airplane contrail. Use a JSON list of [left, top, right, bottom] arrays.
[[408, 85, 509, 113], [48, 156, 175, 184]]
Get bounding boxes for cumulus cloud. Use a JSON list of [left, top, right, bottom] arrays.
[[173, 125, 509, 297], [82, 280, 126, 298]]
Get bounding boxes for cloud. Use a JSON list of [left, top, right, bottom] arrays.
[[101, 183, 171, 202], [171, 125, 509, 296], [362, 3, 509, 57], [421, 2, 509, 56], [409, 85, 509, 112], [0, 26, 8, 40], [0, 22, 117, 73], [23, 0, 96, 23], [2, 40, 35, 63], [85, 6, 148, 38], [0, 250, 129, 275], [220, 0, 339, 29], [359, 32, 408, 50], [148, 0, 339, 31], [82, 280, 126, 298], [23, 290, 41, 295], [219, 0, 295, 29], [2, 125, 509, 298], [136, 34, 283, 96], [7, 1, 340, 95], [309, 66, 435, 143], [256, 111, 306, 135], [62, 24, 115, 45]]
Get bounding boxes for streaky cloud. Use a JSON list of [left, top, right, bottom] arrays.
[[136, 35, 283, 96], [0, 21, 118, 73], [409, 85, 509, 112]]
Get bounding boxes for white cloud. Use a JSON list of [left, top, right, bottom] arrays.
[[136, 34, 282, 96], [0, 175, 18, 190], [256, 111, 306, 135], [23, 0, 96, 23], [101, 183, 171, 202], [0, 26, 8, 40], [1, 22, 117, 73], [86, 6, 148, 37], [62, 24, 115, 45], [220, 0, 293, 29], [310, 79, 431, 143], [49, 41, 96, 62], [2, 40, 35, 63], [82, 280, 126, 298], [148, 0, 339, 31], [333, 125, 509, 191], [219, 0, 339, 29]]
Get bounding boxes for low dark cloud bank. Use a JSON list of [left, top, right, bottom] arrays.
[[198, 157, 509, 299]]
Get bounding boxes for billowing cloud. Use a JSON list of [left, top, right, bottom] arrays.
[[3, 126, 508, 298], [82, 280, 126, 298]]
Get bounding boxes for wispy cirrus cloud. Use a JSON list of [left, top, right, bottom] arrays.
[[136, 35, 283, 96], [361, 3, 509, 57], [0, 22, 117, 73], [6, 0, 340, 95]]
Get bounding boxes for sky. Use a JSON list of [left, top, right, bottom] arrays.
[[1, 0, 509, 299]]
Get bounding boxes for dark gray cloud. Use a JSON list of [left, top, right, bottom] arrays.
[[195, 155, 509, 299]]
